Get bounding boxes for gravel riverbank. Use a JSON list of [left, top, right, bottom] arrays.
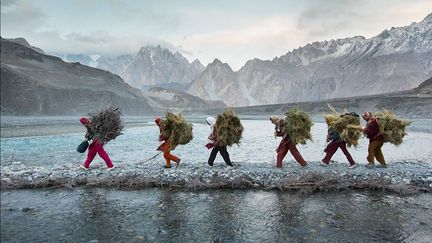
[[2, 160, 431, 195]]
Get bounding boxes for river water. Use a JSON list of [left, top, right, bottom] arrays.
[[1, 118, 431, 242], [1, 120, 431, 167], [1, 188, 431, 242]]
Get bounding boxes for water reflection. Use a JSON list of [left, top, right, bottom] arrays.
[[77, 189, 122, 241], [155, 189, 189, 238], [206, 190, 242, 241], [1, 189, 431, 242]]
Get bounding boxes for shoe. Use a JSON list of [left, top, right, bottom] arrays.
[[176, 159, 181, 168], [320, 161, 329, 166], [165, 165, 172, 169], [348, 164, 357, 169], [80, 165, 90, 171], [377, 164, 388, 168], [104, 166, 115, 172], [208, 162, 213, 166], [226, 162, 233, 167], [301, 163, 308, 168], [365, 163, 375, 169]]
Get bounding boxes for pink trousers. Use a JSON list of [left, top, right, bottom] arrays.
[[83, 139, 113, 168]]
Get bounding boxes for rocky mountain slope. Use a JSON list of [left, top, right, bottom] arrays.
[[188, 13, 432, 106], [5, 37, 44, 54], [145, 87, 226, 112], [198, 78, 432, 119], [97, 45, 205, 91], [52, 46, 205, 92], [0, 38, 154, 115]]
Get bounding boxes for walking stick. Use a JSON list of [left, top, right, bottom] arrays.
[[139, 152, 162, 163]]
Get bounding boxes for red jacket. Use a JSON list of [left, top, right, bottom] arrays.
[[275, 119, 291, 142], [364, 118, 384, 141], [208, 126, 225, 147]]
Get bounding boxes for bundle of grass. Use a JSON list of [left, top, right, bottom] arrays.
[[284, 108, 313, 145], [162, 112, 193, 149], [89, 106, 124, 144], [375, 110, 411, 145], [323, 105, 362, 147], [216, 109, 244, 146], [339, 124, 363, 147]]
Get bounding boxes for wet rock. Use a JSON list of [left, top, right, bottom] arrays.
[[403, 178, 411, 184], [21, 207, 34, 212]]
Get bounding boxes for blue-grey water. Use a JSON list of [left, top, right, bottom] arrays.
[[2, 118, 432, 242], [1, 120, 431, 168], [1, 188, 431, 242]]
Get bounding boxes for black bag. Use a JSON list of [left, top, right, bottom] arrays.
[[77, 140, 89, 153]]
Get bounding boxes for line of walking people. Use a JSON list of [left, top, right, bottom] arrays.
[[78, 111, 388, 171]]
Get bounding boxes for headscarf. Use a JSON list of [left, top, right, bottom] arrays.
[[80, 117, 90, 125], [269, 115, 281, 126], [206, 116, 216, 129], [155, 116, 163, 126]]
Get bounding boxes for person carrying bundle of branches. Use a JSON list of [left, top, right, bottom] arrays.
[[79, 107, 124, 171], [270, 108, 311, 168], [155, 112, 193, 168], [322, 107, 360, 169], [206, 109, 243, 167]]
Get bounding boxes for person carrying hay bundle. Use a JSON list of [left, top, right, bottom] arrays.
[[270, 109, 310, 168], [321, 112, 360, 169], [79, 107, 124, 171], [206, 109, 243, 166], [155, 112, 192, 168], [363, 110, 411, 168], [362, 111, 387, 168]]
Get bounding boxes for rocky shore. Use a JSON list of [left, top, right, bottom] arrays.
[[1, 160, 431, 195]]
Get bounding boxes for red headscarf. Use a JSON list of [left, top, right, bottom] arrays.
[[80, 117, 90, 125], [155, 116, 163, 127]]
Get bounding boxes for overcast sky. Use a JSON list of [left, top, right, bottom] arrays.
[[1, 0, 431, 70]]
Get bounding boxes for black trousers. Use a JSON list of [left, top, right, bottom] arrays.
[[208, 146, 232, 166]]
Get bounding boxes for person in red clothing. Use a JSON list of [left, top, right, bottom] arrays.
[[155, 116, 181, 168], [79, 117, 114, 171], [270, 116, 307, 168], [362, 112, 387, 168], [321, 128, 356, 169]]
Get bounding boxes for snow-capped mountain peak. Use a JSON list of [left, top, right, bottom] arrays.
[[187, 13, 432, 106]]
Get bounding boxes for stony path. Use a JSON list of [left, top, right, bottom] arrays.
[[1, 160, 431, 194]]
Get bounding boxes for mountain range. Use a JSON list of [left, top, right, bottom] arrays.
[[1, 38, 225, 115], [56, 46, 205, 91], [198, 77, 432, 119], [1, 37, 154, 115], [187, 13, 432, 106], [44, 13, 431, 109]]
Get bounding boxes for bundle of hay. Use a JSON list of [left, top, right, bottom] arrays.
[[284, 108, 313, 145], [162, 112, 193, 149], [323, 105, 362, 147], [339, 123, 363, 147], [216, 109, 244, 146], [89, 107, 124, 144], [375, 110, 411, 145]]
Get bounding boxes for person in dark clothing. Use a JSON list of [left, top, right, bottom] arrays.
[[270, 116, 307, 168], [362, 112, 387, 168], [321, 129, 356, 168], [206, 117, 233, 167]]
